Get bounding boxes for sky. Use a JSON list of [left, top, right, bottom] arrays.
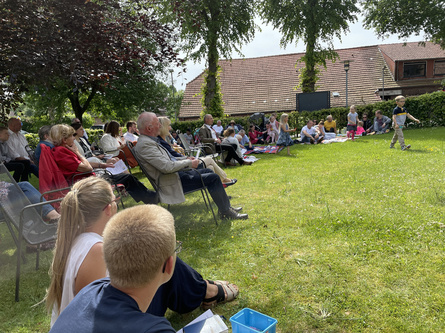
[[170, 15, 423, 90]]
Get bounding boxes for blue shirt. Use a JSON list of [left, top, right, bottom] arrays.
[[50, 278, 175, 333], [393, 106, 407, 126]]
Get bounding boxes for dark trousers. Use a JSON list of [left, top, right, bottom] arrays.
[[147, 257, 206, 315], [110, 173, 157, 204], [30, 164, 39, 178], [179, 168, 230, 213], [215, 143, 244, 165], [5, 160, 30, 182]]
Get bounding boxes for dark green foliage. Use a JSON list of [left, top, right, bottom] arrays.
[[157, 0, 256, 120], [260, 0, 359, 92], [363, 0, 445, 48], [0, 0, 182, 122]]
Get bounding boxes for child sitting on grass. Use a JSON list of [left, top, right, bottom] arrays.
[[390, 95, 420, 150], [356, 121, 365, 136], [223, 128, 243, 161]]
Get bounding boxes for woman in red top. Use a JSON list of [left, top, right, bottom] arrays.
[[248, 125, 265, 144], [49, 124, 157, 204], [50, 125, 94, 184]]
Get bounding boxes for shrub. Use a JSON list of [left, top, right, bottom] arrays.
[[173, 91, 445, 133]]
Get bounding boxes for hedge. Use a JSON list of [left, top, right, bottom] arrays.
[[23, 91, 445, 148], [172, 91, 445, 133]]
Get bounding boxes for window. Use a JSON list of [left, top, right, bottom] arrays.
[[434, 60, 445, 75], [403, 62, 426, 78]]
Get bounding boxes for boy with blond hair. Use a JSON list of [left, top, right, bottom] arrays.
[[390, 96, 420, 150], [50, 205, 178, 333]]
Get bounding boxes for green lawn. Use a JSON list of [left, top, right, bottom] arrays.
[[1, 127, 444, 332]]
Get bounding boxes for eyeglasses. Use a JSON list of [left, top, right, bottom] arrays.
[[102, 196, 121, 211], [162, 240, 182, 273]]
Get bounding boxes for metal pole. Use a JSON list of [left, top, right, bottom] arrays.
[[382, 66, 385, 100], [169, 69, 176, 121], [345, 71, 348, 108]]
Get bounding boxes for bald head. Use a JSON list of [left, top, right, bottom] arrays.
[[138, 112, 160, 137], [203, 114, 214, 125]]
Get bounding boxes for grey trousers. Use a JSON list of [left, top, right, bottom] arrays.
[[391, 126, 405, 147]]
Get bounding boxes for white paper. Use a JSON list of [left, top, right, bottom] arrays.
[[176, 310, 214, 333], [105, 159, 128, 175]]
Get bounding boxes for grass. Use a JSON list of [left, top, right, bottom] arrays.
[[1, 127, 444, 332]]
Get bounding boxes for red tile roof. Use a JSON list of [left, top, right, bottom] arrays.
[[379, 41, 445, 61], [179, 43, 444, 119]]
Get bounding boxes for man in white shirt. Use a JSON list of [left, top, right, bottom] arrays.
[[123, 121, 139, 142], [6, 118, 39, 177], [300, 120, 320, 144], [212, 120, 224, 136]]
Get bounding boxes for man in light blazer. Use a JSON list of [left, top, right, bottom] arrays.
[[135, 112, 247, 220]]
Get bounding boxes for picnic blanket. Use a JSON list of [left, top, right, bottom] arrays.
[[244, 145, 284, 154], [322, 135, 352, 144]]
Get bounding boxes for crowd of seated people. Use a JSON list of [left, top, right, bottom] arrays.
[[4, 108, 398, 330]]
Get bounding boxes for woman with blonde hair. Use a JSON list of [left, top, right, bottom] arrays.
[[48, 124, 157, 204], [158, 117, 185, 155], [158, 117, 237, 186], [46, 177, 239, 327]]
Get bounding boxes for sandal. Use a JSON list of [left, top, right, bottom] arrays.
[[202, 281, 239, 310]]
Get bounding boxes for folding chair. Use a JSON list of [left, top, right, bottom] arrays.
[[178, 133, 205, 157], [127, 142, 218, 225], [0, 163, 63, 301]]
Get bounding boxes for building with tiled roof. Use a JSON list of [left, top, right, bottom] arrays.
[[179, 42, 445, 120]]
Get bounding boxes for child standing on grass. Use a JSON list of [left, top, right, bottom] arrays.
[[276, 113, 296, 155], [390, 95, 420, 150], [347, 105, 358, 141]]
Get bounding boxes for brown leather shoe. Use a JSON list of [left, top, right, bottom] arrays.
[[242, 161, 252, 166]]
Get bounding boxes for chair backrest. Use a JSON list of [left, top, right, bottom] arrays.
[[0, 163, 57, 245], [126, 142, 160, 194], [178, 133, 189, 149], [25, 145, 37, 166]]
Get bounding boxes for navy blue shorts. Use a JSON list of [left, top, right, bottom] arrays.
[[347, 124, 357, 132]]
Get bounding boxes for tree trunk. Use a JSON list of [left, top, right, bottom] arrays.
[[67, 84, 98, 123], [204, 40, 218, 112], [302, 0, 317, 93]]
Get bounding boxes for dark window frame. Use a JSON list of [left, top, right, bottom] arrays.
[[434, 60, 445, 75], [403, 62, 426, 78]]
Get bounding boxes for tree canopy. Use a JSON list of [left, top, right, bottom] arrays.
[[363, 0, 445, 48], [0, 0, 183, 122], [156, 0, 257, 118], [260, 0, 359, 92]]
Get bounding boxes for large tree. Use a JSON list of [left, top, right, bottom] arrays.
[[156, 0, 257, 118], [363, 0, 445, 48], [260, 0, 359, 93], [0, 0, 182, 122]]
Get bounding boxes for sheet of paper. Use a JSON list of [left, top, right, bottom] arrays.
[[176, 310, 214, 333], [105, 159, 128, 175]]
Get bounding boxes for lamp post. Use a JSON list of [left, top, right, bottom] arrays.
[[168, 69, 176, 121], [343, 60, 350, 107], [382, 66, 385, 100]]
